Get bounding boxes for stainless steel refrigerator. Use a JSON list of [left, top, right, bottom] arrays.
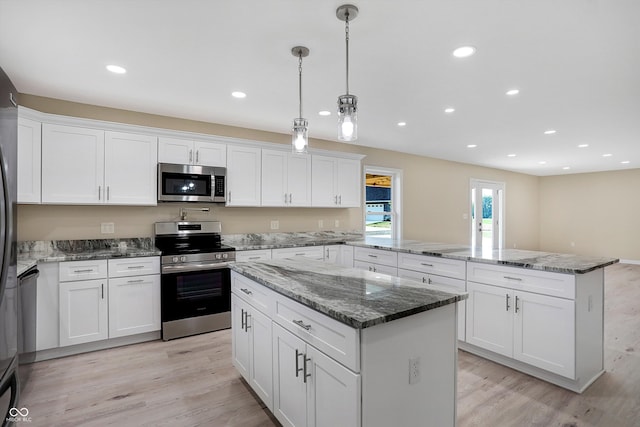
[[0, 66, 19, 424]]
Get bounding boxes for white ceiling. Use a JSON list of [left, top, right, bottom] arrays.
[[1, 0, 638, 176]]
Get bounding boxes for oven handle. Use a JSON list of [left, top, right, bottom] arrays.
[[161, 262, 231, 274]]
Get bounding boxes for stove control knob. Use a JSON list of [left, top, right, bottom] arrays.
[[215, 253, 222, 260], [180, 256, 187, 262], [172, 256, 179, 263], [222, 253, 228, 259]]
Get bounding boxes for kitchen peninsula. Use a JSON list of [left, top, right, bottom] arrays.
[[230, 258, 467, 427]]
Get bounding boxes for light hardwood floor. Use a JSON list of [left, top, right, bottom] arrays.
[[19, 263, 640, 426]]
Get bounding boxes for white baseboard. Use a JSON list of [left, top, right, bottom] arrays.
[[619, 259, 640, 265]]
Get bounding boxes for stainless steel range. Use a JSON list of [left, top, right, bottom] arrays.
[[154, 221, 235, 341]]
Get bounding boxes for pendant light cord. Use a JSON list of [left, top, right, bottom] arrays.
[[345, 12, 350, 95], [298, 52, 303, 118]]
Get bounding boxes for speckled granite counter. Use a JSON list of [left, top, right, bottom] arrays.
[[230, 258, 467, 329], [223, 231, 363, 251], [347, 238, 618, 274], [17, 238, 161, 276]]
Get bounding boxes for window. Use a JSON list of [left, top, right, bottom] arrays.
[[364, 167, 402, 239]]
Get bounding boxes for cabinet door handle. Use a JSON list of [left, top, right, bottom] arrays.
[[505, 294, 511, 311], [228, 191, 231, 203], [240, 288, 252, 296], [195, 150, 199, 164], [334, 195, 338, 205], [245, 313, 251, 331], [293, 319, 312, 331], [107, 186, 110, 201], [289, 193, 293, 204], [101, 283, 104, 299], [515, 296, 520, 313], [98, 186, 102, 200], [303, 354, 311, 383], [421, 263, 434, 267], [428, 277, 432, 284], [373, 266, 377, 272], [241, 308, 246, 330], [504, 276, 523, 281], [326, 248, 330, 258], [189, 149, 193, 163], [295, 349, 304, 377]]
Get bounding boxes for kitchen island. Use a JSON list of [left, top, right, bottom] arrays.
[[230, 258, 467, 427]]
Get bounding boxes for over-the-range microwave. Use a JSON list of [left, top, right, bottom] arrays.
[[157, 163, 226, 203]]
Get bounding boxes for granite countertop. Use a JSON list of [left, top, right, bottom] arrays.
[[223, 231, 363, 251], [230, 258, 467, 329], [17, 238, 161, 276], [347, 238, 619, 274]]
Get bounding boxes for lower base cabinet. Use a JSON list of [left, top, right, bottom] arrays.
[[272, 323, 360, 427], [59, 279, 108, 346], [108, 275, 161, 338]]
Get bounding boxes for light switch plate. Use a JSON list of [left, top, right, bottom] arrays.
[[270, 220, 279, 230], [101, 222, 115, 234]]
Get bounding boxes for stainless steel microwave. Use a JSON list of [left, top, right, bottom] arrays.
[[157, 163, 226, 203]]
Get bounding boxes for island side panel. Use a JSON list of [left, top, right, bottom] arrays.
[[575, 268, 605, 391], [360, 303, 457, 427]]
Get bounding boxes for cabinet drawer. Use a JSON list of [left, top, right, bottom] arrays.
[[397, 252, 465, 280], [273, 293, 359, 372], [354, 260, 397, 277], [353, 247, 397, 267], [467, 262, 575, 299], [272, 246, 324, 261], [236, 249, 272, 262], [232, 272, 276, 317], [59, 259, 108, 281], [108, 257, 160, 278]]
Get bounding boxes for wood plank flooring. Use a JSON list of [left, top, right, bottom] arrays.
[[19, 263, 640, 426]]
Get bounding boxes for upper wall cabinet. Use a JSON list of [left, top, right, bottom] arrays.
[[311, 155, 361, 207], [227, 145, 261, 206], [17, 117, 42, 204], [42, 124, 157, 205], [261, 149, 312, 207], [158, 136, 226, 167]]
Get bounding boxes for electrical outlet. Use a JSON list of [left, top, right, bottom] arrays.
[[409, 357, 420, 384], [318, 220, 324, 228], [334, 220, 340, 228], [270, 220, 279, 230], [101, 222, 115, 234]]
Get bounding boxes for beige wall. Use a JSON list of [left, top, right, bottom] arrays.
[[539, 169, 640, 260], [18, 94, 541, 250]]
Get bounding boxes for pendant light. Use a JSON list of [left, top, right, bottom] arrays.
[[336, 4, 359, 142], [291, 46, 310, 154]]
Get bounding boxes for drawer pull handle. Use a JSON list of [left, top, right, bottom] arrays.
[[248, 257, 261, 260], [367, 254, 378, 258], [293, 319, 312, 331], [126, 279, 145, 284], [504, 276, 523, 281], [127, 265, 145, 269], [73, 269, 94, 273], [240, 288, 252, 295], [295, 253, 306, 256], [420, 263, 434, 267], [295, 349, 304, 377]]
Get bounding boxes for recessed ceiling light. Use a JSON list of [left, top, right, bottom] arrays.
[[444, 107, 455, 113], [397, 122, 407, 127], [506, 89, 520, 96], [602, 153, 613, 157], [562, 166, 571, 170], [318, 110, 331, 116], [538, 161, 547, 165], [578, 144, 589, 148], [507, 153, 516, 157], [452, 46, 476, 58], [544, 130, 557, 135], [231, 91, 247, 99], [106, 64, 126, 74], [467, 144, 477, 148], [621, 160, 630, 164]]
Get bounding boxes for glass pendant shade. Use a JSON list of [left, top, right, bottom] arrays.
[[337, 94, 357, 141], [292, 117, 309, 154]]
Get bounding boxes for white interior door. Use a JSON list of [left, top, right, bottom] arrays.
[[471, 179, 504, 251]]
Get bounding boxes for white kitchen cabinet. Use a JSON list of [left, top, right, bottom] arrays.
[[108, 274, 160, 338], [227, 144, 261, 206], [59, 278, 108, 347], [17, 116, 42, 203], [104, 131, 158, 205], [272, 323, 360, 427], [235, 249, 273, 262], [35, 262, 59, 351], [324, 245, 354, 267], [158, 136, 226, 167], [353, 246, 397, 275], [261, 149, 311, 207], [232, 295, 274, 410], [41, 124, 157, 205], [272, 246, 325, 261], [465, 281, 514, 357], [311, 155, 361, 207]]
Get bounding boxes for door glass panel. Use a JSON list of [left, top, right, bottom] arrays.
[[365, 174, 392, 238]]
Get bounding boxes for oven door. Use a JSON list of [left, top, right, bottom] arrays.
[[161, 266, 231, 322]]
